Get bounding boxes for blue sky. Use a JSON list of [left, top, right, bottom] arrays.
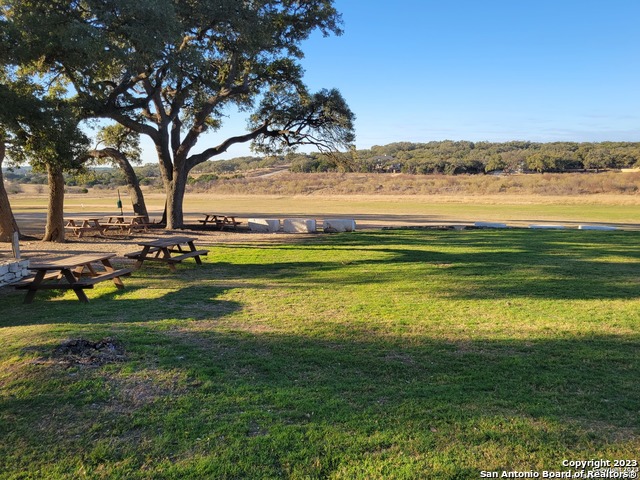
[[185, 0, 640, 159]]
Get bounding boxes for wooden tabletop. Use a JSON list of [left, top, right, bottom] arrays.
[[136, 236, 196, 248], [30, 253, 116, 270]]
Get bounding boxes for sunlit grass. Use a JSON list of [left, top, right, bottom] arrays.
[[1, 229, 639, 479]]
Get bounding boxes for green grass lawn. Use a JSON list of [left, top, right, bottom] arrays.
[[1, 229, 639, 479]]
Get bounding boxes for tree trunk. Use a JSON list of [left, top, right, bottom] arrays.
[[165, 169, 187, 229], [42, 164, 66, 242], [86, 148, 150, 219], [127, 180, 148, 220], [159, 201, 167, 225], [112, 152, 148, 219], [0, 141, 21, 242]]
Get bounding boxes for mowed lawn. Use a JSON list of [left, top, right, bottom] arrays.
[[1, 229, 639, 479]]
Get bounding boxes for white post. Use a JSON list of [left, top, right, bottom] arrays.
[[11, 231, 20, 259]]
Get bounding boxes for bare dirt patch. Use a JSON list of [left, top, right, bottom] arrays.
[[48, 338, 126, 366], [15, 226, 315, 264]]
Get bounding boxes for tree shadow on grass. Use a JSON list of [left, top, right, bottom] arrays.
[[2, 327, 639, 478], [211, 229, 640, 300], [3, 227, 639, 325], [0, 284, 242, 328]]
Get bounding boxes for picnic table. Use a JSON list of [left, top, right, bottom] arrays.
[[198, 214, 242, 231], [103, 215, 150, 234], [15, 253, 132, 303], [64, 217, 105, 238], [125, 236, 208, 272]]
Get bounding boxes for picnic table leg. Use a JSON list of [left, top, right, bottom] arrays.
[[60, 269, 90, 303], [23, 270, 46, 304], [72, 265, 85, 280], [73, 263, 98, 279], [135, 219, 148, 232], [133, 246, 151, 270], [187, 241, 204, 265], [101, 259, 126, 289], [92, 220, 107, 235], [160, 247, 178, 272]]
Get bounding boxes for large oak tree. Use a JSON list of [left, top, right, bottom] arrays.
[[2, 0, 355, 229], [85, 125, 149, 220], [0, 75, 88, 242], [0, 131, 20, 242]]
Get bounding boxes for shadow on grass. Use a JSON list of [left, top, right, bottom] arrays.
[[2, 229, 639, 476], [0, 284, 241, 328], [213, 229, 640, 300], [2, 228, 638, 331], [175, 327, 640, 431], [2, 327, 638, 477]]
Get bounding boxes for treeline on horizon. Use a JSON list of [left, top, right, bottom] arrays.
[[194, 140, 640, 176], [4, 140, 640, 189]]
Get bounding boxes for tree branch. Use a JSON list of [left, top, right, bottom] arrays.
[[96, 111, 159, 141], [186, 123, 269, 169]]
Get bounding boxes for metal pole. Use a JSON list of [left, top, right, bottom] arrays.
[[117, 189, 123, 216]]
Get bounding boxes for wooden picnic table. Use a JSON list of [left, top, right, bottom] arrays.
[[103, 215, 149, 234], [199, 214, 242, 231], [125, 236, 208, 272], [64, 217, 105, 238], [15, 253, 132, 303]]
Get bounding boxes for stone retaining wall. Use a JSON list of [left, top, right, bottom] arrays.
[[0, 259, 30, 287]]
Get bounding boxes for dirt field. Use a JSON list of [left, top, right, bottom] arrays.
[[5, 189, 639, 264]]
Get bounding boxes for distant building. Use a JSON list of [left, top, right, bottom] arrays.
[[371, 156, 402, 173]]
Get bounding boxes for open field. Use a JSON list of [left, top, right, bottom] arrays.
[[7, 172, 639, 233], [1, 229, 639, 478], [7, 191, 640, 234]]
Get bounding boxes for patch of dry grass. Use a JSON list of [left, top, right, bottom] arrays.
[[188, 171, 640, 196], [6, 171, 640, 236]]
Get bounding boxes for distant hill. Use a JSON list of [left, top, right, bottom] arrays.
[[5, 141, 640, 189]]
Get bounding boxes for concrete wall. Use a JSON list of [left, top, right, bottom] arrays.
[[248, 218, 281, 232], [283, 218, 317, 233], [322, 219, 356, 232]]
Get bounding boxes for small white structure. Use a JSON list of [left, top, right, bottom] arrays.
[[283, 218, 317, 233], [578, 225, 617, 231], [248, 218, 280, 232], [0, 259, 30, 287], [322, 219, 356, 232], [474, 222, 508, 229], [0, 232, 30, 287], [529, 225, 566, 230]]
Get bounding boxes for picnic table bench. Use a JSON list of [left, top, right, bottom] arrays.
[[64, 217, 105, 238], [198, 214, 242, 231], [125, 236, 208, 272], [103, 215, 150, 234], [15, 253, 132, 303]]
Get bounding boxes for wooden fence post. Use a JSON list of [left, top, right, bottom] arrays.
[[11, 231, 20, 259]]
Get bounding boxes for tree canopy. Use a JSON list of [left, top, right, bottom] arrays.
[[0, 64, 89, 241], [1, 0, 355, 229]]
